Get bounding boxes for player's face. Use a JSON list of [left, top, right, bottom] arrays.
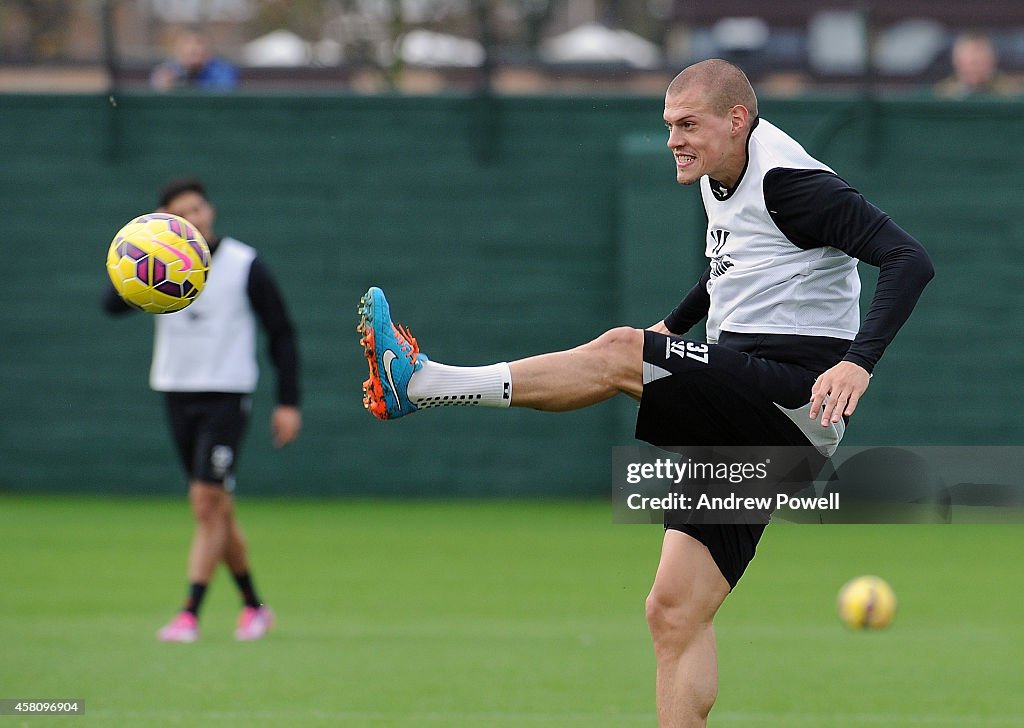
[[161, 190, 215, 243], [664, 89, 744, 187]]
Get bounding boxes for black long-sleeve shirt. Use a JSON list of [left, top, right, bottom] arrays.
[[666, 168, 934, 373]]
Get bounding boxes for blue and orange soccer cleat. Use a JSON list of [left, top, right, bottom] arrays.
[[357, 286, 425, 420]]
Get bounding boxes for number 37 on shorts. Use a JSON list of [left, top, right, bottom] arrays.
[[666, 339, 709, 364]]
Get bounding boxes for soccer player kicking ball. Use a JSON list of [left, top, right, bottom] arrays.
[[358, 59, 933, 728]]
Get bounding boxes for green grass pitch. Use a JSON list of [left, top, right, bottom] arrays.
[[1, 496, 1022, 727]]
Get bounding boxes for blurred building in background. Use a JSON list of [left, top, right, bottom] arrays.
[[2, 0, 1023, 94]]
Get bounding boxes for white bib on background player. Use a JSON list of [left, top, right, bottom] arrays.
[[150, 237, 259, 393], [701, 119, 861, 343]]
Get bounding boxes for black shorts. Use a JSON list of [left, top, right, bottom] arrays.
[[164, 392, 253, 488], [636, 330, 846, 588]]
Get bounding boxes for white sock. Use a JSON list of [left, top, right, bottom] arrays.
[[407, 360, 512, 409]]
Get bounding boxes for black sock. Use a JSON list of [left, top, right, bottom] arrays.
[[232, 571, 262, 608], [184, 582, 208, 617]]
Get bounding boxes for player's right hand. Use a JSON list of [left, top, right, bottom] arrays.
[[809, 361, 870, 427], [271, 405, 302, 447]]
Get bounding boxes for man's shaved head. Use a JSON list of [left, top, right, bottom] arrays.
[[667, 59, 758, 117]]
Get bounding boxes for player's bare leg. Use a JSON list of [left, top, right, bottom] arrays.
[[220, 497, 274, 639], [223, 499, 249, 574], [158, 481, 230, 641], [358, 286, 646, 419], [187, 481, 231, 583], [646, 529, 731, 728], [508, 327, 645, 410]]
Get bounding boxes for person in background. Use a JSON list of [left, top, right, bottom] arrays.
[[104, 177, 301, 642], [935, 31, 1020, 99], [151, 28, 239, 91]]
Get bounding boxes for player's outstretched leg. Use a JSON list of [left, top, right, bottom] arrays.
[[357, 287, 645, 418], [358, 286, 427, 420]]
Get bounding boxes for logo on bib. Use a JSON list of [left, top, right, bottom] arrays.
[[709, 229, 731, 255]]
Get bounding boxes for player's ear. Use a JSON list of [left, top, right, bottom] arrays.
[[729, 104, 750, 136]]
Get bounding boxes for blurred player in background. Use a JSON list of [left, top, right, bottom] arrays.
[[357, 60, 933, 726], [150, 28, 239, 92], [104, 177, 301, 642]]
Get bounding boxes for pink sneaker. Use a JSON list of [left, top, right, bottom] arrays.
[[157, 611, 199, 643], [235, 606, 274, 641]]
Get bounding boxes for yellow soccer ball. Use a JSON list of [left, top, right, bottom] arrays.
[[106, 213, 210, 314], [837, 575, 897, 629]]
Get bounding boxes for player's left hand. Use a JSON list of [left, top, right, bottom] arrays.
[[271, 405, 302, 447], [809, 361, 870, 427]]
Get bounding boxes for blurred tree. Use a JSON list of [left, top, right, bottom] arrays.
[[520, 0, 557, 53], [385, 0, 404, 87], [9, 0, 72, 61], [250, 0, 329, 41]]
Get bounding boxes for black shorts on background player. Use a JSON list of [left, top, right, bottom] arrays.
[[164, 392, 252, 487]]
